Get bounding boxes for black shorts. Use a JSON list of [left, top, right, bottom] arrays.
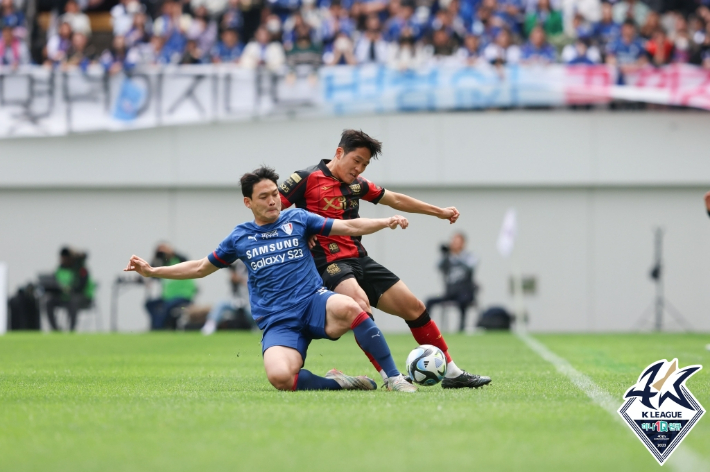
[[318, 256, 400, 309]]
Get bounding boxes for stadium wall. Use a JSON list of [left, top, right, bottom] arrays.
[[1, 111, 709, 333]]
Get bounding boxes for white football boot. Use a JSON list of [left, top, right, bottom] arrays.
[[325, 369, 377, 390], [386, 374, 417, 392]]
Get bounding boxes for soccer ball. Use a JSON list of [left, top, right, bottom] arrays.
[[405, 344, 447, 386]]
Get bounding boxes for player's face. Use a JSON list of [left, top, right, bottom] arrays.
[[245, 179, 281, 224], [334, 147, 372, 184]]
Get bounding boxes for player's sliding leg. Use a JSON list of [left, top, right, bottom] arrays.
[[324, 294, 416, 392], [377, 281, 492, 389], [331, 278, 387, 381], [262, 345, 375, 391]]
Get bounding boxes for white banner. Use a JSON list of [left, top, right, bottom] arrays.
[[1, 63, 709, 139]]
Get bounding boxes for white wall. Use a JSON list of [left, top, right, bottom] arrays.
[[1, 111, 709, 332]]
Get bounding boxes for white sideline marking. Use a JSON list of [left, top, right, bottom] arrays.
[[516, 330, 709, 472]]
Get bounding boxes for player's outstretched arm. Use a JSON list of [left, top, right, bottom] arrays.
[[379, 190, 459, 224], [330, 216, 409, 236], [123, 256, 219, 280]]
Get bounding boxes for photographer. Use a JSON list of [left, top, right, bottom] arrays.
[[200, 260, 251, 335], [426, 233, 479, 333], [45, 247, 95, 331], [144, 243, 197, 330]]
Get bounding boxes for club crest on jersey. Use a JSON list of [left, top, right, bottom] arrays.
[[328, 243, 340, 254], [349, 184, 361, 194], [617, 359, 704, 465], [326, 264, 341, 275], [281, 223, 293, 235]]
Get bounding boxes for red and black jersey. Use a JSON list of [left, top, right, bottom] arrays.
[[279, 159, 385, 270]]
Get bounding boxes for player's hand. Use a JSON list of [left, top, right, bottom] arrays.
[[387, 215, 409, 230], [440, 207, 460, 224], [124, 255, 154, 277], [705, 191, 710, 211], [307, 234, 318, 249]]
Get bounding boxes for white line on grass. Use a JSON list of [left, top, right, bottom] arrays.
[[515, 330, 709, 472]]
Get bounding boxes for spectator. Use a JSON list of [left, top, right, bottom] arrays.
[[384, 0, 421, 41], [211, 28, 242, 63], [593, 2, 621, 50], [645, 27, 673, 66], [524, 0, 564, 45], [127, 34, 166, 65], [690, 22, 710, 68], [240, 25, 286, 70], [45, 20, 73, 65], [99, 35, 132, 73], [0, 20, 29, 67], [612, 0, 650, 27], [387, 26, 429, 70], [181, 38, 205, 63], [60, 0, 91, 38], [323, 30, 356, 65], [639, 10, 660, 39], [354, 14, 388, 64], [483, 27, 521, 64], [455, 33, 484, 65], [520, 25, 557, 63], [111, 0, 143, 37], [606, 19, 647, 70], [144, 243, 197, 330], [431, 25, 458, 59], [219, 0, 243, 34], [187, 5, 217, 55], [671, 26, 691, 63], [562, 37, 601, 63], [286, 23, 322, 72], [320, 0, 356, 48], [192, 0, 229, 17], [471, 6, 502, 48], [688, 15, 704, 48], [201, 260, 251, 335], [282, 12, 312, 52], [425, 233, 479, 333], [1, 0, 25, 40], [125, 12, 151, 48], [65, 31, 95, 69], [45, 247, 95, 332]]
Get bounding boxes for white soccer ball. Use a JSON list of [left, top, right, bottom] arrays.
[[405, 344, 447, 386]]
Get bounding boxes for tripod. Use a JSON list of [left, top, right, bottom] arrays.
[[634, 227, 693, 332]]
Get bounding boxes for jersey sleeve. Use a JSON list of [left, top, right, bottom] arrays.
[[207, 233, 238, 269], [279, 170, 310, 209], [300, 209, 334, 237], [361, 177, 386, 204]]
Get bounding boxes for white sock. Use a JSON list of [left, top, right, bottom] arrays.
[[379, 369, 388, 381], [445, 361, 464, 378]]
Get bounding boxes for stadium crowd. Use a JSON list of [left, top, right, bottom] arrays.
[[1, 0, 710, 71]]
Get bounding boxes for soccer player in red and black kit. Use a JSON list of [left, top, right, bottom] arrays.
[[279, 129, 491, 389]]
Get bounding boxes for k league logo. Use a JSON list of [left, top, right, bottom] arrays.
[[618, 359, 704, 465], [281, 223, 293, 235]]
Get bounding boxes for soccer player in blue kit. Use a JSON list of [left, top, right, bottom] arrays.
[[124, 166, 416, 392]]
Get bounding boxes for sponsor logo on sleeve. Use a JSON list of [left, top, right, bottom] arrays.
[[290, 173, 302, 183], [618, 359, 704, 465]]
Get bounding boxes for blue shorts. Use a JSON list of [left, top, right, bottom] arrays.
[[260, 288, 336, 363]]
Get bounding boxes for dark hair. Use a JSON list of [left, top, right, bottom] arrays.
[[240, 166, 279, 198], [622, 19, 637, 28], [338, 129, 382, 160]]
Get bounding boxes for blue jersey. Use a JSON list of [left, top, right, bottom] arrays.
[[207, 209, 334, 324]]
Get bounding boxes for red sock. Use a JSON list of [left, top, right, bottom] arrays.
[[408, 316, 452, 364]]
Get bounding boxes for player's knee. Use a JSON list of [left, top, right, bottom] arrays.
[[266, 368, 296, 391], [344, 299, 364, 322], [402, 299, 427, 320]]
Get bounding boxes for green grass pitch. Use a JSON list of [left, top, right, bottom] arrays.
[[1, 331, 709, 472]]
